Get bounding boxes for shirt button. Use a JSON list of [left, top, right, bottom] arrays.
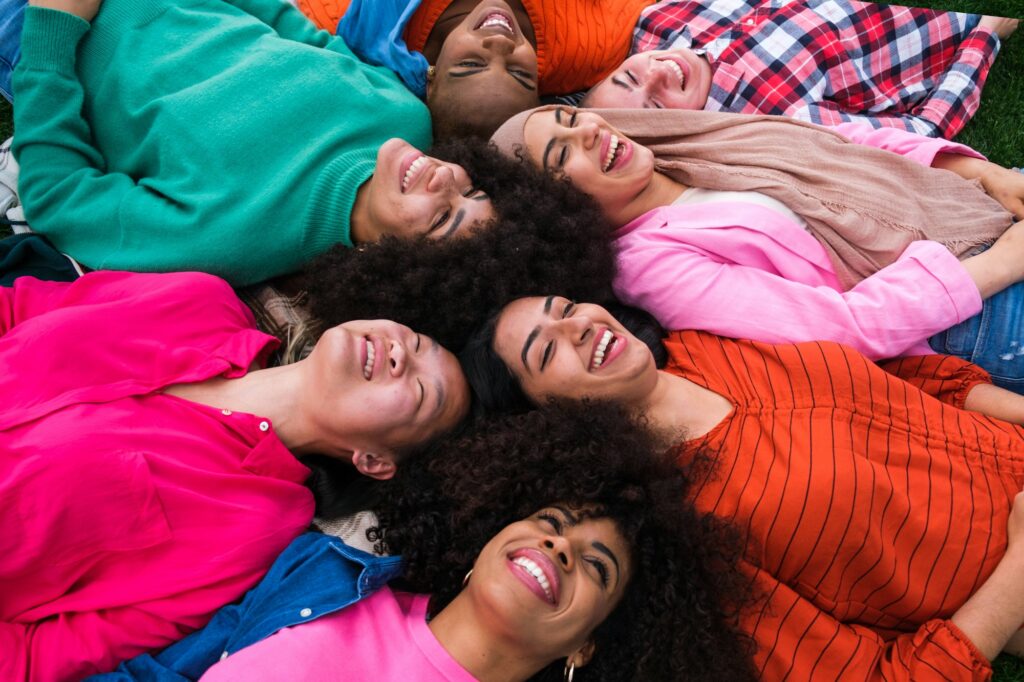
[[220, 651, 229, 661], [745, 18, 755, 25], [259, 421, 270, 432], [299, 608, 312, 617], [221, 409, 232, 416]]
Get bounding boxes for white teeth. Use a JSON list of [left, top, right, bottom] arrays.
[[591, 329, 614, 369], [402, 156, 427, 192], [663, 59, 685, 88], [480, 13, 513, 32], [513, 557, 553, 601], [603, 135, 619, 172], [363, 340, 375, 379]]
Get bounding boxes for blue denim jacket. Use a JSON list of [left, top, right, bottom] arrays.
[[89, 532, 404, 681]]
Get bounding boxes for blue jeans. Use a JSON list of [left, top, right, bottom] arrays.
[[0, 0, 26, 102], [930, 279, 1024, 394]]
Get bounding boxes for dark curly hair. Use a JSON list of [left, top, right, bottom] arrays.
[[367, 401, 758, 681], [460, 299, 669, 416], [304, 138, 615, 350]]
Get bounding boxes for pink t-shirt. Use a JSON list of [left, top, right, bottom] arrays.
[[200, 589, 477, 681]]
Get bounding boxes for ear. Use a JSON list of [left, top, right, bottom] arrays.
[[571, 640, 596, 669], [351, 450, 397, 481]]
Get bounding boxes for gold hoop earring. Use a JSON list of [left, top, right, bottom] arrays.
[[462, 568, 473, 588], [564, 659, 575, 682]]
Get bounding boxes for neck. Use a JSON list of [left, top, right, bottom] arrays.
[[618, 171, 687, 225], [348, 180, 374, 245], [165, 365, 322, 455], [637, 370, 731, 441], [429, 594, 549, 682]]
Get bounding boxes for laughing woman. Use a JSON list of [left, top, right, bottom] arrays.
[[96, 404, 756, 681], [491, 106, 1024, 391], [463, 295, 1024, 680], [6, 0, 521, 285], [0, 271, 470, 681]]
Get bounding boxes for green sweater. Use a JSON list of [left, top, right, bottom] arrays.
[[13, 0, 431, 285]]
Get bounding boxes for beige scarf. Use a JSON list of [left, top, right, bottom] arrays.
[[492, 106, 1011, 288]]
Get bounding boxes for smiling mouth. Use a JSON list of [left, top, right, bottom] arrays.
[[362, 336, 377, 380], [476, 10, 514, 34], [510, 554, 557, 604], [658, 58, 686, 90], [590, 328, 618, 370], [602, 135, 626, 172], [402, 155, 429, 193]]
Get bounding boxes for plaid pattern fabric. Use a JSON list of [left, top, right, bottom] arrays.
[[632, 0, 1000, 138], [236, 274, 320, 367]]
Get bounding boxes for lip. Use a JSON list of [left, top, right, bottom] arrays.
[[589, 327, 627, 371], [399, 150, 430, 194], [507, 548, 561, 606], [361, 335, 385, 380], [474, 8, 516, 36], [609, 140, 632, 172], [654, 54, 691, 90]]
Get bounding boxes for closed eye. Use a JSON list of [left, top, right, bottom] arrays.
[[430, 209, 451, 232], [417, 378, 425, 410], [538, 512, 563, 534], [562, 301, 575, 318], [415, 334, 422, 352], [587, 557, 610, 587], [540, 340, 554, 370]]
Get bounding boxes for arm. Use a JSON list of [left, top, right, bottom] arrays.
[[829, 122, 984, 167], [613, 214, 981, 360], [748, 566, 993, 681], [932, 154, 1024, 220]]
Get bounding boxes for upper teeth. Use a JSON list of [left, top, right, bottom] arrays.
[[663, 59, 685, 88], [513, 556, 553, 602], [480, 13, 512, 32], [363, 340, 375, 379], [592, 329, 613, 369], [402, 156, 427, 192], [603, 135, 620, 172]]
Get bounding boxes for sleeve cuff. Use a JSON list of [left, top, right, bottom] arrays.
[[901, 241, 983, 323], [19, 7, 90, 75]]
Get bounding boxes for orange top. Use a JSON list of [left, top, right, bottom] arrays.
[[666, 331, 1024, 681], [296, 0, 653, 95]]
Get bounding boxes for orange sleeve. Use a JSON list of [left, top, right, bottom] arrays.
[[295, 0, 352, 31], [748, 567, 992, 681], [877, 354, 991, 409]]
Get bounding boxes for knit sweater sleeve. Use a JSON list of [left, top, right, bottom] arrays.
[[748, 566, 992, 681], [12, 8, 279, 284]]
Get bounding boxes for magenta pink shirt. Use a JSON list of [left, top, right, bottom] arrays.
[[613, 124, 986, 360], [200, 589, 478, 682], [0, 271, 315, 682]]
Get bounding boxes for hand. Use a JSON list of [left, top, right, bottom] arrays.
[[979, 165, 1024, 221], [980, 15, 1019, 41], [28, 0, 102, 21]]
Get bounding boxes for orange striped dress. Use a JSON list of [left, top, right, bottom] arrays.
[[665, 331, 1024, 681], [296, 0, 652, 95]]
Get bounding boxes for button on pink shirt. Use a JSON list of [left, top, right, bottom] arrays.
[[0, 271, 315, 682], [200, 590, 478, 682]]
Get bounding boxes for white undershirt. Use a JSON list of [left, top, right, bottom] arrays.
[[673, 187, 808, 231]]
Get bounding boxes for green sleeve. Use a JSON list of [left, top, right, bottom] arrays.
[[215, 0, 354, 55], [13, 7, 278, 285]]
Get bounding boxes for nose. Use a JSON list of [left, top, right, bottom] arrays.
[[553, 314, 593, 344], [426, 164, 458, 194], [481, 33, 516, 55], [387, 337, 408, 377], [543, 536, 574, 571], [647, 62, 671, 92]]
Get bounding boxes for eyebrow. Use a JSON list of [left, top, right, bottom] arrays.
[[551, 504, 579, 525], [442, 208, 465, 239], [449, 68, 535, 92], [610, 76, 632, 91], [520, 296, 555, 372]]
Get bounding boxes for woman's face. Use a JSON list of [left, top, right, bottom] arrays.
[[521, 108, 656, 224], [493, 296, 659, 406], [468, 505, 631, 659], [354, 139, 495, 243], [429, 0, 539, 127], [305, 319, 470, 474], [585, 48, 713, 110]]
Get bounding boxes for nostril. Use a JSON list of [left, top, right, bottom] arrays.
[[391, 358, 397, 368], [558, 553, 568, 566], [544, 540, 554, 549]]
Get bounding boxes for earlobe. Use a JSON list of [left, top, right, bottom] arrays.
[[351, 450, 397, 481], [573, 640, 596, 668]]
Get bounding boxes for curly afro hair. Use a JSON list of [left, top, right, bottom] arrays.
[[304, 138, 615, 351], [367, 401, 759, 681]]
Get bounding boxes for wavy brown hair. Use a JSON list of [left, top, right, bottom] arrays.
[[364, 401, 758, 681], [304, 138, 615, 350]]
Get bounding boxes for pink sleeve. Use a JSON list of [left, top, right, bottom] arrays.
[[830, 122, 986, 167], [615, 234, 981, 361]]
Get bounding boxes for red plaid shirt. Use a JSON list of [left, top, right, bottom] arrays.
[[632, 0, 1000, 138]]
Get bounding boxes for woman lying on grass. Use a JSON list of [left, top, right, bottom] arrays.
[[462, 295, 1024, 680], [491, 105, 1024, 391], [94, 403, 757, 681], [0, 270, 470, 681]]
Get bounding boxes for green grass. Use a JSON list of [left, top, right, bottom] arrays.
[[0, 2, 1021, 676]]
